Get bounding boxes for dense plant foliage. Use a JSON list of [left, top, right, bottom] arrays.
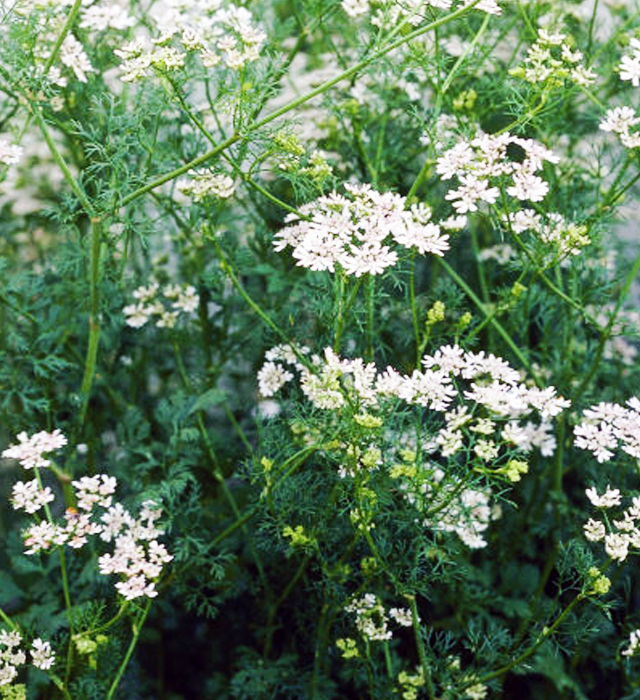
[[2, 0, 640, 697]]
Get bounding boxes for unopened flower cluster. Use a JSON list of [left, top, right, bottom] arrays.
[[344, 594, 412, 643], [273, 183, 450, 277], [178, 171, 236, 202], [115, 2, 265, 81], [0, 631, 55, 687], [583, 485, 640, 562], [503, 209, 591, 260], [341, 0, 501, 26], [123, 282, 199, 329], [273, 132, 333, 186], [436, 132, 559, 214], [3, 431, 172, 600], [574, 398, 640, 463], [510, 28, 596, 87]]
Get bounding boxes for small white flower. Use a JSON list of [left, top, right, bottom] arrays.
[[31, 639, 55, 670], [583, 518, 606, 541], [586, 486, 622, 508]]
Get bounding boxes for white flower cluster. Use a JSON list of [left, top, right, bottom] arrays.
[[600, 106, 640, 149], [79, 1, 135, 33], [436, 132, 559, 213], [98, 501, 173, 600], [503, 209, 591, 260], [11, 480, 54, 514], [273, 183, 450, 277], [345, 595, 412, 642], [60, 34, 95, 83], [619, 37, 640, 87], [341, 0, 501, 25], [257, 344, 310, 396], [512, 28, 596, 86], [2, 429, 67, 469], [178, 171, 236, 202], [4, 430, 172, 600], [123, 282, 199, 329], [622, 629, 640, 657], [583, 486, 640, 561], [574, 398, 640, 464], [115, 2, 265, 81], [598, 39, 640, 151], [21, 480, 172, 599], [258, 344, 569, 463], [400, 465, 499, 548], [0, 631, 55, 687], [0, 136, 23, 166]]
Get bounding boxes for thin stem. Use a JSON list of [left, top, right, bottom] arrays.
[[587, 0, 600, 55], [106, 599, 152, 700], [207, 231, 311, 368], [50, 673, 73, 700], [32, 107, 94, 216], [167, 79, 307, 219], [409, 253, 420, 368], [119, 0, 485, 209], [0, 604, 17, 631], [75, 602, 128, 639], [77, 218, 103, 436], [436, 13, 491, 106], [472, 592, 586, 687], [32, 469, 76, 679], [573, 242, 640, 403], [334, 276, 364, 353], [42, 0, 83, 75], [408, 596, 435, 700], [365, 275, 375, 362], [436, 258, 538, 382], [333, 271, 346, 353]]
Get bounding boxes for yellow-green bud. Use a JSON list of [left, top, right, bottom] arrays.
[[354, 413, 383, 429], [427, 301, 446, 324], [336, 637, 359, 659]]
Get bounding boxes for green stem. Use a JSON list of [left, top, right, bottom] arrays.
[[472, 592, 586, 687], [42, 0, 84, 74], [409, 596, 435, 700], [436, 12, 490, 108], [0, 604, 17, 631], [383, 642, 394, 681], [49, 672, 73, 700], [365, 275, 375, 362], [167, 79, 307, 219], [572, 242, 640, 403], [32, 107, 94, 216], [409, 252, 420, 367], [74, 602, 128, 639], [106, 599, 152, 700], [586, 0, 600, 55], [436, 258, 538, 382], [504, 222, 601, 330], [207, 231, 310, 369], [77, 218, 103, 435], [119, 0, 486, 208], [264, 554, 310, 657], [333, 272, 346, 353], [32, 469, 75, 680]]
